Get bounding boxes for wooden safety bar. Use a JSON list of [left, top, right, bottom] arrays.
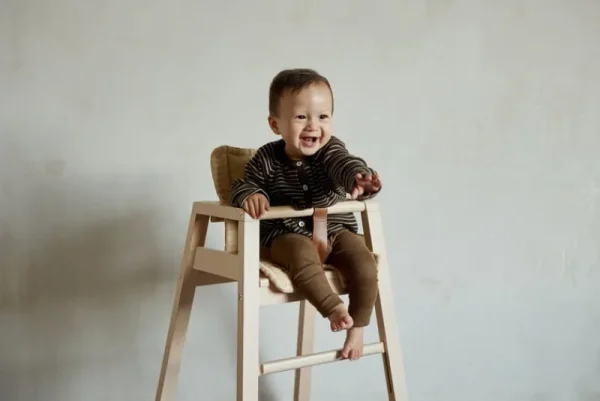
[[193, 200, 374, 221], [259, 342, 385, 376]]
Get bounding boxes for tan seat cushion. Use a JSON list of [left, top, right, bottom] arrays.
[[260, 254, 379, 293]]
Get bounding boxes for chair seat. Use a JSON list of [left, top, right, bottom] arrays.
[[258, 254, 379, 293], [258, 260, 344, 293]]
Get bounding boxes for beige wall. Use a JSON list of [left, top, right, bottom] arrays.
[[1, 0, 599, 400]]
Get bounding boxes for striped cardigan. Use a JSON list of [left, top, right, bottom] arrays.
[[230, 136, 380, 246]]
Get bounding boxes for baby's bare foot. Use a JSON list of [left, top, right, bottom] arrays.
[[328, 304, 354, 332], [341, 327, 364, 360]]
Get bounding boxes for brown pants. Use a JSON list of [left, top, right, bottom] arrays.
[[269, 229, 378, 327]]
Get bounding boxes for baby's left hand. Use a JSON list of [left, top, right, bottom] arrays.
[[351, 173, 382, 199]]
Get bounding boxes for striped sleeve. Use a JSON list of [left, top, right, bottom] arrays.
[[323, 137, 380, 199], [230, 150, 270, 207]]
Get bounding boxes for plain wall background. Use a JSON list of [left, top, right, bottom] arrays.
[[1, 0, 599, 400]]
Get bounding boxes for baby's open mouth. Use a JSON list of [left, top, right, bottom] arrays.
[[301, 137, 319, 145]]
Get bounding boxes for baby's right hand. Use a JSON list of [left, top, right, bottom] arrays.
[[242, 193, 270, 219]]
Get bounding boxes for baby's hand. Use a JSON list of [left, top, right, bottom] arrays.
[[351, 173, 382, 199], [242, 193, 270, 219]]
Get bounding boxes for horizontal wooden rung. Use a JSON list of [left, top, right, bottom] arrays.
[[193, 247, 240, 281], [259, 342, 385, 375]]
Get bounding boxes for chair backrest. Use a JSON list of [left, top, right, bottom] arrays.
[[210, 145, 256, 205], [210, 145, 257, 252]]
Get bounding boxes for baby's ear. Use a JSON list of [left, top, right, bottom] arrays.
[[267, 115, 280, 135]]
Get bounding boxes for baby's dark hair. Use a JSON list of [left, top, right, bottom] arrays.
[[268, 68, 334, 116]]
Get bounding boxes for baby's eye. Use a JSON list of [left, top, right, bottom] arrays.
[[320, 114, 329, 119], [296, 115, 306, 119]]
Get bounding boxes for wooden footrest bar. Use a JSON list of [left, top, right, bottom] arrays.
[[259, 342, 385, 376]]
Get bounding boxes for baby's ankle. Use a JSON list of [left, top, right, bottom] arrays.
[[327, 304, 353, 332], [329, 303, 347, 315]]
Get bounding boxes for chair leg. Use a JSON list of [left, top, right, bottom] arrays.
[[362, 205, 409, 401], [155, 214, 209, 401], [237, 219, 261, 401], [294, 300, 317, 401]]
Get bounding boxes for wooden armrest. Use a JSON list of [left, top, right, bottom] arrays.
[[193, 202, 245, 221], [193, 200, 374, 221]]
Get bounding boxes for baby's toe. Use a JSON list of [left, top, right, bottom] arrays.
[[341, 346, 350, 359]]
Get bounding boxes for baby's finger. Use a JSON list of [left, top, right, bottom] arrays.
[[261, 197, 270, 211], [255, 198, 265, 218], [354, 186, 364, 199], [257, 199, 267, 218], [249, 199, 259, 219]]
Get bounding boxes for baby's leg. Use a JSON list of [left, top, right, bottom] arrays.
[[270, 233, 352, 331], [327, 230, 379, 360]]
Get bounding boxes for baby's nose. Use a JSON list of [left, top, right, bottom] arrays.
[[306, 118, 319, 130]]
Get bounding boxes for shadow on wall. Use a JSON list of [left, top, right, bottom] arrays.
[[0, 172, 280, 401], [0, 191, 167, 400]]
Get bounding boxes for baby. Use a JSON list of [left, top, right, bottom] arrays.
[[231, 68, 381, 360]]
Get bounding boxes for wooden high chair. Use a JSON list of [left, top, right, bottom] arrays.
[[155, 145, 409, 401]]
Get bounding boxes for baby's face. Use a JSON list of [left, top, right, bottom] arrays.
[[268, 82, 333, 159]]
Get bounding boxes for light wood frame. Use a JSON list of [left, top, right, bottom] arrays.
[[155, 200, 409, 401]]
